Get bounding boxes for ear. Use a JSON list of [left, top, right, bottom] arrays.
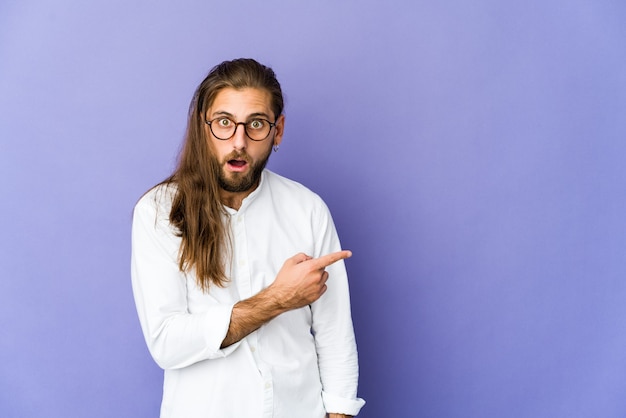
[[273, 114, 285, 147]]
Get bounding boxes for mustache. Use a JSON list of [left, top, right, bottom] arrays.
[[222, 151, 250, 163]]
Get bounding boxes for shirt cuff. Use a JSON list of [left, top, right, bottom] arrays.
[[200, 302, 240, 359], [322, 391, 366, 416]]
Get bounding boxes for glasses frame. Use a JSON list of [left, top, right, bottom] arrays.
[[205, 117, 277, 141]]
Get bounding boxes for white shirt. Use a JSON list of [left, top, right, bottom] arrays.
[[131, 170, 365, 418]]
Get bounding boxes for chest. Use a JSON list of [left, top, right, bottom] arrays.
[[187, 204, 318, 309]]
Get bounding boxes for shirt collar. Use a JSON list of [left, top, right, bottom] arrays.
[[223, 169, 268, 215]]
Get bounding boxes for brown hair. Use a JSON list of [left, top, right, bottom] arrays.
[[161, 58, 284, 291]]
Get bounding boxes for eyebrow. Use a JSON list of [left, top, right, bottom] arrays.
[[210, 110, 273, 120]]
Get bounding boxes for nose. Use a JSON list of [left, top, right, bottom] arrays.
[[231, 123, 248, 150]]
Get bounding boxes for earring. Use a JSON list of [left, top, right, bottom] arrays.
[[273, 144, 280, 152]]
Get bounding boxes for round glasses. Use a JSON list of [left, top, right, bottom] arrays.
[[205, 117, 277, 141]]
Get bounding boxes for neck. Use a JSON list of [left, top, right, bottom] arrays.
[[219, 180, 260, 210]]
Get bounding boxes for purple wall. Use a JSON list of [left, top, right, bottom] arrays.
[[2, 1, 625, 417]]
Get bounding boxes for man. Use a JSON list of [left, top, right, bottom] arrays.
[[131, 58, 365, 418]]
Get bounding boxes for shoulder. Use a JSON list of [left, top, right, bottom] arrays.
[[133, 182, 178, 222], [262, 170, 331, 219], [263, 170, 324, 204], [131, 183, 181, 256]]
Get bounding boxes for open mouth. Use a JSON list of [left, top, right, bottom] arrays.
[[227, 159, 248, 171]]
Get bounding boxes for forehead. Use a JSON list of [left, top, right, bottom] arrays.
[[208, 87, 272, 118]]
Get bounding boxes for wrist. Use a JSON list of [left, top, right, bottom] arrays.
[[258, 285, 289, 316]]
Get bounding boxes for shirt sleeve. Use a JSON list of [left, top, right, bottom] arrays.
[[130, 191, 240, 370], [310, 199, 366, 416]]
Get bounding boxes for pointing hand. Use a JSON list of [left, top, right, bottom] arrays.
[[270, 250, 352, 310]]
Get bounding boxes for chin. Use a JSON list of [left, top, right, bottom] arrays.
[[219, 175, 255, 193]]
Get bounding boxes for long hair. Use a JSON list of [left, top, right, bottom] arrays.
[[162, 58, 284, 291]]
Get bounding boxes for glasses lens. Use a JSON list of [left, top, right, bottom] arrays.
[[211, 118, 235, 140], [245, 120, 271, 141]]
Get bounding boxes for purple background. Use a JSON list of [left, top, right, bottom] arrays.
[[2, 1, 626, 417]]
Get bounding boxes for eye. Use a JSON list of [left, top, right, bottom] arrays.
[[248, 120, 265, 130], [217, 118, 232, 127]]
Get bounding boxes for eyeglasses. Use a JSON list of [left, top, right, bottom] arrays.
[[205, 117, 277, 141]]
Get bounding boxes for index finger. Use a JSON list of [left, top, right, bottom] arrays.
[[310, 250, 352, 270]]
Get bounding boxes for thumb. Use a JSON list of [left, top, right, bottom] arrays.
[[289, 252, 312, 265]]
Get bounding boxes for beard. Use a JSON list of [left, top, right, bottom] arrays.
[[216, 146, 272, 193]]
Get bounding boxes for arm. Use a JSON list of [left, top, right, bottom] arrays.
[[221, 251, 352, 348], [311, 201, 365, 416], [131, 192, 237, 369]]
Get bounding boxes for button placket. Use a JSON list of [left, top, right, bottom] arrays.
[[233, 214, 251, 299]]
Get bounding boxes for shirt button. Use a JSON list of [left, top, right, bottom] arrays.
[[250, 346, 256, 352], [265, 383, 271, 389], [239, 259, 247, 267]]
